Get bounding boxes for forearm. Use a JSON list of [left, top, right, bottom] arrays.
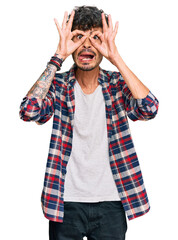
[[113, 52, 150, 99], [27, 63, 57, 99]]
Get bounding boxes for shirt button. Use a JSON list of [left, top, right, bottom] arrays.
[[61, 193, 64, 197]]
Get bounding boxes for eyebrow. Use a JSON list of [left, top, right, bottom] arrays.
[[77, 29, 101, 36], [89, 30, 100, 35], [76, 31, 94, 35]]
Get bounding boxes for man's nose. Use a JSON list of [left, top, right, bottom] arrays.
[[83, 36, 92, 48]]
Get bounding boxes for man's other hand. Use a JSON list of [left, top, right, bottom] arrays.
[[89, 13, 119, 66]]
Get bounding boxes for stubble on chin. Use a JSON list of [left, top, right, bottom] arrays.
[[76, 64, 96, 71]]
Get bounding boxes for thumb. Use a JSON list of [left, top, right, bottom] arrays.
[[74, 36, 87, 49], [89, 37, 100, 50]]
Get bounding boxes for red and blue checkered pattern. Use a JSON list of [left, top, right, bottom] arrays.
[[19, 63, 159, 222]]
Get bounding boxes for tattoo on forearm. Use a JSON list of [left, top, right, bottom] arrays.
[[27, 64, 57, 99]]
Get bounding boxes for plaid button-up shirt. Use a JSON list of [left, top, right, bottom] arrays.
[[19, 62, 159, 222]]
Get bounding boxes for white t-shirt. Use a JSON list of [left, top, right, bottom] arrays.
[[63, 80, 121, 202]]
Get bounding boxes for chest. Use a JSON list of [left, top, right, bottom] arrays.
[[55, 81, 126, 134]]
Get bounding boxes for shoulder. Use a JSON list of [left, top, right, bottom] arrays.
[[101, 68, 122, 85]]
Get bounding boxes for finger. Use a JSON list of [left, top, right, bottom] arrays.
[[74, 35, 87, 48], [71, 29, 86, 37], [113, 21, 119, 39], [62, 11, 68, 29], [102, 12, 108, 32], [67, 10, 75, 30], [108, 14, 113, 30], [90, 31, 104, 42], [54, 18, 62, 36], [89, 37, 102, 52]]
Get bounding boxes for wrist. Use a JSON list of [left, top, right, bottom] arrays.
[[48, 55, 64, 71], [54, 52, 66, 61], [111, 52, 125, 69]]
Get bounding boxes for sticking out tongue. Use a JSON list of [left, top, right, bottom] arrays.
[[79, 54, 94, 60]]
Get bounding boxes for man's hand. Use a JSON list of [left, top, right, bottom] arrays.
[[89, 13, 119, 65], [89, 13, 150, 100], [54, 11, 87, 60]]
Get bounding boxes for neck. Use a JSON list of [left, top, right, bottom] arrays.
[[75, 66, 100, 89]]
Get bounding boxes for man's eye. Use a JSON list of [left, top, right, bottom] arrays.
[[93, 35, 99, 40], [77, 34, 83, 39]]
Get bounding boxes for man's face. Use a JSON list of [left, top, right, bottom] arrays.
[[72, 27, 103, 71]]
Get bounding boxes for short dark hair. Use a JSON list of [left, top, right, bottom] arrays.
[[67, 5, 109, 31]]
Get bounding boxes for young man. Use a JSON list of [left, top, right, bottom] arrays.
[[19, 5, 159, 240]]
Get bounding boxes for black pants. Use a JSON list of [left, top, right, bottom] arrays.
[[49, 201, 128, 240]]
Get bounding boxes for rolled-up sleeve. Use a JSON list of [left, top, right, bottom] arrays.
[[117, 72, 159, 121], [19, 79, 56, 125]]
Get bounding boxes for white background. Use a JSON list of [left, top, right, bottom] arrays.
[[0, 0, 178, 239]]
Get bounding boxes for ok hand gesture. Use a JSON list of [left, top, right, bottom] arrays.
[[89, 13, 119, 65], [54, 11, 87, 60]]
